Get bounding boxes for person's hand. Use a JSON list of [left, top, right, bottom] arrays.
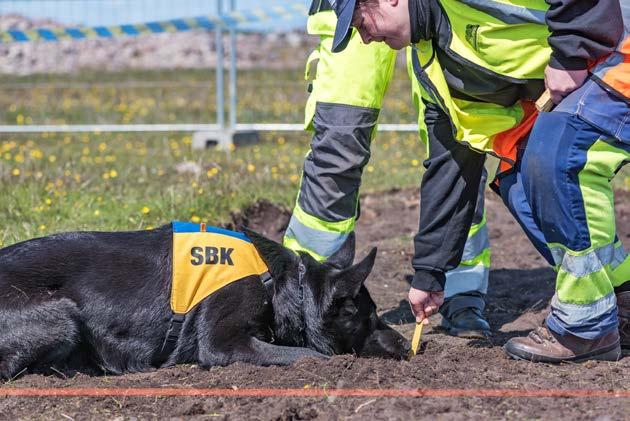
[[544, 65, 588, 104], [408, 287, 445, 325]]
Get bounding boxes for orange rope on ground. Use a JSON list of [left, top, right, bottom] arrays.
[[1, 388, 629, 398]]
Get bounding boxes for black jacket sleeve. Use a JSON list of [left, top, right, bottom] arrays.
[[545, 0, 623, 70]]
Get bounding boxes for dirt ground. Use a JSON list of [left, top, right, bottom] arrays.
[[1, 188, 629, 420]]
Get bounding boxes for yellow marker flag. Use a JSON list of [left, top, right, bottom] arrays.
[[408, 322, 424, 359]]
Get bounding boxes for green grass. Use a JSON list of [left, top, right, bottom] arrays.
[[0, 68, 417, 126], [1, 66, 628, 247], [0, 130, 426, 247]]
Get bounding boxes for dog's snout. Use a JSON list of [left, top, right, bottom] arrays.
[[360, 328, 410, 360]]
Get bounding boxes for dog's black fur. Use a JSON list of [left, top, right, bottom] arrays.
[[0, 225, 409, 378]]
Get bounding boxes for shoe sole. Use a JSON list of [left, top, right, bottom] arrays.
[[446, 327, 490, 339], [504, 342, 623, 364]]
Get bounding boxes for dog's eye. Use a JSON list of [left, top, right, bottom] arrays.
[[341, 302, 357, 317]]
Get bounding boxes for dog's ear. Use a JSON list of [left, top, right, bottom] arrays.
[[326, 232, 355, 269], [243, 227, 298, 279], [331, 247, 377, 298]]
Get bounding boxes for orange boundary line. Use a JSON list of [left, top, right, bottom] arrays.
[[1, 388, 629, 398]]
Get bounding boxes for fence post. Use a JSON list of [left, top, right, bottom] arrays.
[[215, 0, 225, 129], [229, 0, 237, 130]]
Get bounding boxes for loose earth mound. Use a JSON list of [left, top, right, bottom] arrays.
[[1, 189, 629, 419]]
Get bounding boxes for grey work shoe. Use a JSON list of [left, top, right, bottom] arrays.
[[504, 326, 622, 363], [440, 307, 491, 339]]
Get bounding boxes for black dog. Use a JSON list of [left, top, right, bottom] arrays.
[[0, 225, 409, 378]]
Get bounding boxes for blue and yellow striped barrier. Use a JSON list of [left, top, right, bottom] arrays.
[[0, 3, 309, 43]]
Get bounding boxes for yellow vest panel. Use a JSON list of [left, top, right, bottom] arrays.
[[171, 222, 268, 315]]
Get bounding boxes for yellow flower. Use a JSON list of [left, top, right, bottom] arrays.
[[45, 198, 52, 205], [11, 168, 20, 176], [94, 210, 101, 216], [39, 225, 46, 231], [247, 164, 256, 173], [411, 159, 419, 167], [141, 206, 151, 215], [109, 169, 118, 178], [29, 149, 43, 159], [191, 215, 201, 223], [48, 155, 57, 163]]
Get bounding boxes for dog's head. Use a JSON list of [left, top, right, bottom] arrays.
[[245, 229, 410, 360]]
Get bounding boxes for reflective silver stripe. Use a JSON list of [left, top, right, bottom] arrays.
[[284, 214, 349, 258], [444, 264, 489, 298], [461, 224, 490, 262], [551, 292, 617, 326], [551, 242, 628, 278], [612, 243, 628, 271], [458, 0, 546, 25]]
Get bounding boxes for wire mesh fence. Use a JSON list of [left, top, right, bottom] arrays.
[[0, 0, 417, 133]]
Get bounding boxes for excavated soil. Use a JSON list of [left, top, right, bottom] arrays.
[[1, 189, 629, 420]]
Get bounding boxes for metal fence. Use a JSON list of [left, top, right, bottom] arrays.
[[0, 0, 417, 139]]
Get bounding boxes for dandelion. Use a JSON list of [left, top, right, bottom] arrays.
[[411, 159, 420, 167], [11, 168, 20, 176], [48, 155, 57, 163], [141, 206, 151, 215], [29, 149, 43, 159], [191, 215, 201, 223], [247, 164, 256, 173], [45, 198, 52, 205], [94, 210, 101, 216], [109, 169, 118, 178], [39, 225, 46, 231]]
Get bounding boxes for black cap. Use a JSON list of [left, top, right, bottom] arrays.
[[331, 0, 357, 53]]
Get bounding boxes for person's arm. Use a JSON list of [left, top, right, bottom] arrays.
[[544, 0, 623, 103], [407, 102, 485, 323]]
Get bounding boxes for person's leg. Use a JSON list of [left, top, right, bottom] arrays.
[[439, 171, 491, 337], [283, 11, 396, 260], [496, 157, 554, 266], [505, 111, 629, 362]]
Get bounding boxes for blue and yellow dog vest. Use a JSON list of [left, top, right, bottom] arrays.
[[158, 222, 269, 365], [171, 221, 269, 315]]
